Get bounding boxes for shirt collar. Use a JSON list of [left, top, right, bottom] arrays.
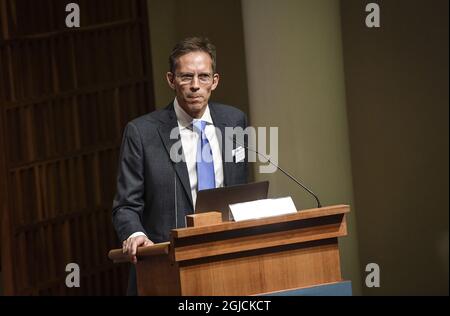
[[173, 98, 213, 129]]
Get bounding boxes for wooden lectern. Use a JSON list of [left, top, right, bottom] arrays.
[[108, 204, 350, 296]]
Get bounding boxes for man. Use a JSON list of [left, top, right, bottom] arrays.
[[112, 37, 248, 295]]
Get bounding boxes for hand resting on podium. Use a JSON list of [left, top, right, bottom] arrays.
[[122, 235, 154, 264]]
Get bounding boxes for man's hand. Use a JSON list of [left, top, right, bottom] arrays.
[[122, 235, 154, 264]]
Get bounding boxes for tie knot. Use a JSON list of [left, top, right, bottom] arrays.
[[193, 120, 207, 133]]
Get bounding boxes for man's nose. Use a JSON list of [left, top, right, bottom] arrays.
[[190, 76, 200, 90]]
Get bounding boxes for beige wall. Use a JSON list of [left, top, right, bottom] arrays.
[[147, 0, 177, 108], [241, 0, 362, 294], [147, 0, 249, 115], [341, 0, 449, 295]]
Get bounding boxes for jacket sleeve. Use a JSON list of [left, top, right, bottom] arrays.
[[112, 122, 147, 242]]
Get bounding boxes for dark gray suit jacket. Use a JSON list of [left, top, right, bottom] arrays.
[[112, 102, 248, 294]]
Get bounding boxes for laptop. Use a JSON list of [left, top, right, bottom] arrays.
[[195, 181, 269, 221]]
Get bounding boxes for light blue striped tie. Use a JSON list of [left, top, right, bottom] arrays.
[[194, 120, 215, 191]]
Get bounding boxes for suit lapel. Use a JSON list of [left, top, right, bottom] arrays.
[[157, 103, 194, 208]]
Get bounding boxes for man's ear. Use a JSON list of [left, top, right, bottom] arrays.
[[166, 72, 175, 89], [211, 73, 220, 91]]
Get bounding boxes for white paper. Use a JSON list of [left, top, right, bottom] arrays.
[[229, 196, 297, 222]]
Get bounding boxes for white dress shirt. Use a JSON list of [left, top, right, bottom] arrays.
[[174, 98, 224, 206], [128, 98, 224, 240]]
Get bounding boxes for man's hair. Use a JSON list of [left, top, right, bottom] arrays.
[[169, 37, 217, 74]]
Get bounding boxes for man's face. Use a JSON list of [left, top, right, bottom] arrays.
[[167, 51, 219, 118]]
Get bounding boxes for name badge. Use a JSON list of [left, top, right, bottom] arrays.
[[232, 146, 245, 163]]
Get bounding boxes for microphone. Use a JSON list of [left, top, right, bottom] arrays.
[[230, 137, 322, 208]]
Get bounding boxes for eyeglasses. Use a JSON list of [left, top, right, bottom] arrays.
[[174, 73, 214, 85]]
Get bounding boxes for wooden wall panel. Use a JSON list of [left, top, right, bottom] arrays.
[[0, 0, 154, 295]]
